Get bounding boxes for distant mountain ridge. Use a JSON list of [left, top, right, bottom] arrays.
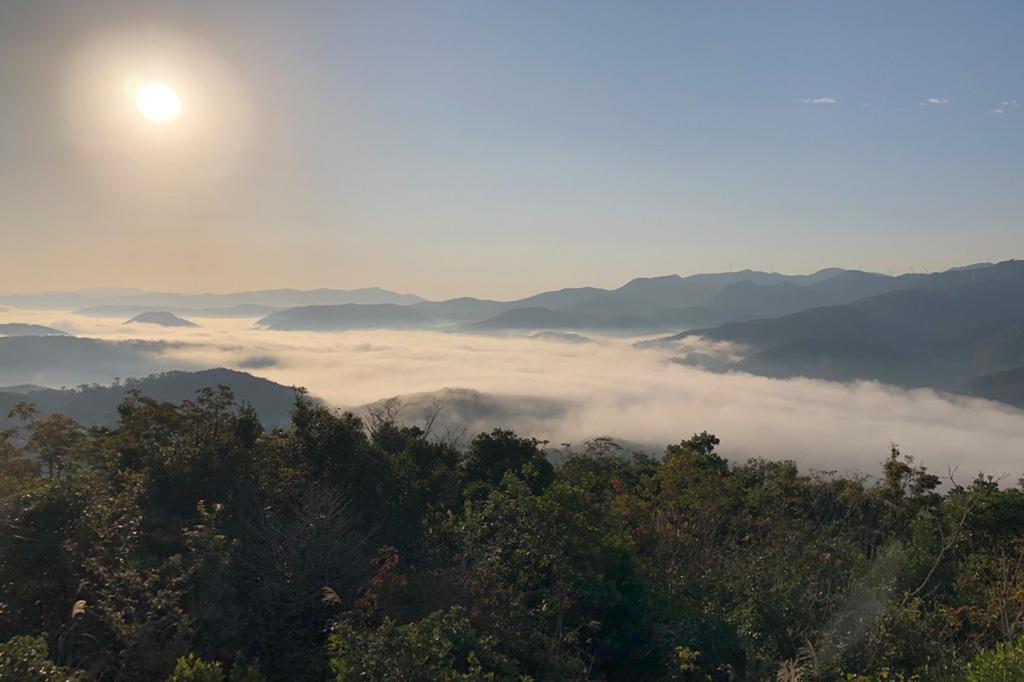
[[257, 304, 431, 331], [7, 261, 1024, 339], [248, 266, 911, 332], [0, 368, 302, 429], [0, 336, 198, 388], [0, 323, 69, 337], [78, 304, 281, 319], [965, 367, 1024, 409], [176, 260, 1024, 334], [640, 260, 1024, 406], [0, 286, 423, 311], [5, 259, 1024, 410]]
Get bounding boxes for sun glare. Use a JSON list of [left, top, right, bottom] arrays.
[[134, 81, 181, 123]]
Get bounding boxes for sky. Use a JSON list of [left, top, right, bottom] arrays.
[[1, 1, 1022, 300]]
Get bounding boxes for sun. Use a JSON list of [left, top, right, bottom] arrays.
[[134, 81, 181, 123]]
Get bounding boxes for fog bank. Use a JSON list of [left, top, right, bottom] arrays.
[[3, 309, 1024, 478]]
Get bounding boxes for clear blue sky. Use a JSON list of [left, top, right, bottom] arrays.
[[1, 0, 1021, 298]]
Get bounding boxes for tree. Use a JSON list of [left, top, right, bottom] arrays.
[[967, 636, 1024, 681], [327, 608, 519, 681], [0, 635, 82, 681], [9, 404, 85, 479], [459, 429, 554, 498]]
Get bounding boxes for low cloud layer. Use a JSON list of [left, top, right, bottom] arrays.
[[4, 310, 1024, 479]]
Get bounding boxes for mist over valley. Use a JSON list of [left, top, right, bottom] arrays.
[[4, 259, 1024, 478]]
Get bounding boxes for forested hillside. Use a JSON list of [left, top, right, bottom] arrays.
[[0, 369, 301, 430], [2, 389, 1024, 680]]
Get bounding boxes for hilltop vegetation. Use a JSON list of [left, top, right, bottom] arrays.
[[2, 388, 1024, 680]]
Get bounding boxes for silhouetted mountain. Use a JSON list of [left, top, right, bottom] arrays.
[[735, 336, 925, 386], [127, 287, 424, 308], [529, 331, 592, 344], [947, 262, 995, 272], [846, 279, 1024, 338], [805, 269, 905, 301], [0, 384, 49, 393], [412, 289, 615, 324], [0, 292, 92, 310], [12, 261, 1024, 339], [420, 269, 892, 327], [560, 262, 1024, 330], [564, 271, 796, 319], [446, 264, 1024, 336], [411, 297, 509, 322], [514, 286, 610, 310], [78, 304, 280, 318], [525, 261, 1023, 330], [257, 304, 433, 331], [643, 261, 1024, 401], [662, 306, 895, 349], [0, 336, 196, 388], [0, 323, 69, 337], [126, 311, 198, 327], [0, 368, 302, 429], [704, 281, 822, 320], [964, 367, 1024, 410], [467, 307, 595, 331], [701, 270, 903, 320]]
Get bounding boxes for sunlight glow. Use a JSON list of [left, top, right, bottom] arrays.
[[134, 81, 181, 123]]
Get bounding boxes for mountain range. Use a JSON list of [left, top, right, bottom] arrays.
[[0, 336, 197, 388], [0, 323, 69, 337], [5, 260, 1024, 410], [0, 286, 423, 313], [643, 260, 1024, 404], [249, 263, 1007, 333], [8, 263, 1005, 336]]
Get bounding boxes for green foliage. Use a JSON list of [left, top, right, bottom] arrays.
[[327, 607, 519, 681], [0, 634, 81, 681], [165, 654, 265, 682], [967, 637, 1024, 681], [8, 403, 86, 479], [2, 391, 1024, 680], [167, 654, 224, 682], [460, 429, 555, 498], [226, 661, 267, 682]]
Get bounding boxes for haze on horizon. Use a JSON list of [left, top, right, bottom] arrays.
[[1, 0, 1022, 300]]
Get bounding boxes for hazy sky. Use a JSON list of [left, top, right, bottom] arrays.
[[2, 1, 1022, 300]]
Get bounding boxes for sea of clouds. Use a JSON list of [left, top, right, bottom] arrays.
[[4, 309, 1024, 479]]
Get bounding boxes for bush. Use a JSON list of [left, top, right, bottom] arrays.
[[967, 637, 1024, 681], [167, 654, 225, 682], [166, 655, 266, 682], [327, 607, 520, 681], [0, 635, 80, 681]]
